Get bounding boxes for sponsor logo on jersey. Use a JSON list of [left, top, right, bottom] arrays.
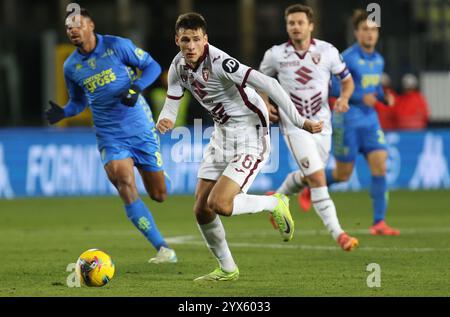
[[280, 60, 301, 68], [83, 68, 117, 93], [361, 74, 380, 88], [295, 66, 313, 85], [76, 64, 83, 71], [222, 58, 239, 73], [101, 48, 115, 58]]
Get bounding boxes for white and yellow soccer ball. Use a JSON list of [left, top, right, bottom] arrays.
[[75, 249, 115, 287]]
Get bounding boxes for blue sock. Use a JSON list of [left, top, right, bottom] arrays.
[[325, 169, 337, 186], [370, 176, 388, 224], [125, 198, 168, 251]]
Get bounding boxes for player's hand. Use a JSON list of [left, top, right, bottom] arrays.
[[385, 91, 396, 107], [303, 119, 323, 134], [157, 118, 174, 134], [334, 96, 350, 113], [362, 93, 377, 107], [45, 101, 65, 124], [267, 103, 279, 123], [117, 84, 141, 107]]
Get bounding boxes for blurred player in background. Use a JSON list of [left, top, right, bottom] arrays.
[[157, 12, 322, 281], [45, 8, 177, 263], [259, 4, 358, 251], [325, 10, 400, 235]]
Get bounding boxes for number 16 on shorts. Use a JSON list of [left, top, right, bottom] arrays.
[[224, 153, 266, 193]]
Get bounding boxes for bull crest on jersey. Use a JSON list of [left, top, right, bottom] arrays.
[[202, 67, 210, 81], [295, 66, 313, 85], [180, 66, 189, 82], [311, 52, 321, 65]]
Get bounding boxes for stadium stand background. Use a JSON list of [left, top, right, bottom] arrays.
[[0, 0, 449, 198], [0, 0, 448, 127]]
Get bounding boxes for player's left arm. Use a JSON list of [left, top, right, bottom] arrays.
[[115, 37, 162, 106], [328, 46, 354, 113], [219, 57, 322, 133]]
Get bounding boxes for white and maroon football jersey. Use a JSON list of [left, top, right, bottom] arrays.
[[260, 38, 349, 135], [167, 44, 269, 129]]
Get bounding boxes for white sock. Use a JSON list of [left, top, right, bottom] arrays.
[[311, 186, 344, 240], [197, 215, 237, 272], [276, 171, 304, 195], [231, 193, 278, 216]]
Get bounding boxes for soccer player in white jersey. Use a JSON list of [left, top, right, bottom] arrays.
[[259, 4, 359, 251], [157, 13, 323, 281]]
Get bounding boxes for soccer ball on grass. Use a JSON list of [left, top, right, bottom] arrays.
[[75, 249, 115, 287]]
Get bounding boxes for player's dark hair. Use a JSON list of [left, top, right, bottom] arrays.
[[175, 12, 207, 34], [284, 4, 314, 23], [352, 9, 369, 29], [65, 7, 93, 21]]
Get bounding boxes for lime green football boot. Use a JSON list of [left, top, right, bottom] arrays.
[[194, 267, 239, 282], [271, 193, 295, 242]]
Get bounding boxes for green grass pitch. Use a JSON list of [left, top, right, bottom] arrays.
[[0, 190, 449, 296]]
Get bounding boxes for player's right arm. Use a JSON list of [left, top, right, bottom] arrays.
[[156, 63, 183, 134], [45, 70, 87, 124]]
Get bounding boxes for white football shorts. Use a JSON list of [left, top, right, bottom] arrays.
[[198, 123, 270, 193], [283, 129, 331, 177]]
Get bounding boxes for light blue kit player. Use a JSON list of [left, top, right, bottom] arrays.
[[327, 10, 399, 235], [45, 8, 177, 262]]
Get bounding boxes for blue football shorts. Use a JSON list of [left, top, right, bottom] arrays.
[[332, 114, 387, 163], [97, 128, 163, 172]]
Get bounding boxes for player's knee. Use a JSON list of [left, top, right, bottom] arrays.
[[114, 175, 135, 193], [305, 171, 326, 188], [193, 200, 215, 223], [371, 164, 387, 176], [150, 190, 167, 203], [335, 170, 352, 182], [206, 195, 233, 216]]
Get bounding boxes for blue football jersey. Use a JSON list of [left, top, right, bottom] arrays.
[[63, 34, 158, 138], [331, 43, 385, 123]]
